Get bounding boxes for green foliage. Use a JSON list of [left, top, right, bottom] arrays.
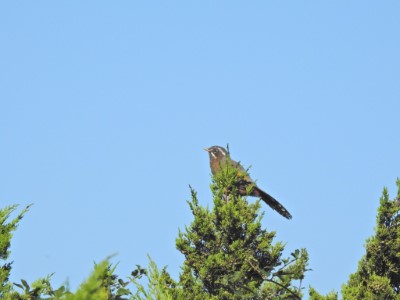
[[130, 256, 183, 300], [0, 204, 31, 298], [0, 203, 180, 300], [176, 161, 309, 299], [10, 274, 66, 299], [65, 260, 111, 300], [309, 287, 338, 300], [4, 260, 128, 300], [341, 179, 400, 299], [9, 163, 400, 299], [2, 152, 311, 299]]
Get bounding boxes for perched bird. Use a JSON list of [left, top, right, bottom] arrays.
[[204, 146, 292, 219]]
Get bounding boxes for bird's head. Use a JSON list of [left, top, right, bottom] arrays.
[[204, 146, 229, 162]]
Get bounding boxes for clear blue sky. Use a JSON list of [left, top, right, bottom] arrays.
[[1, 1, 399, 297]]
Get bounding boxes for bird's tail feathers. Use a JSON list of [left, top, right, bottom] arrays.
[[253, 187, 292, 219]]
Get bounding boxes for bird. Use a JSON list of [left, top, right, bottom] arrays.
[[204, 145, 292, 219]]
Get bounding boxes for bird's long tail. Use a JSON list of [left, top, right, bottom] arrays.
[[252, 186, 292, 219]]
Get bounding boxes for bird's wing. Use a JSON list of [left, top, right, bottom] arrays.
[[230, 159, 254, 182]]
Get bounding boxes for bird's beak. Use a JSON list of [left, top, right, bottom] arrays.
[[204, 147, 210, 152]]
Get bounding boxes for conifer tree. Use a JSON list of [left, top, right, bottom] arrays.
[[0, 204, 31, 298], [341, 179, 400, 299], [176, 159, 309, 299], [308, 287, 338, 300]]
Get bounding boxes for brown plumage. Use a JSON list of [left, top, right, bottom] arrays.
[[204, 146, 292, 219]]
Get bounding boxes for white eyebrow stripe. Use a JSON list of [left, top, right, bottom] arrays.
[[217, 147, 226, 156]]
